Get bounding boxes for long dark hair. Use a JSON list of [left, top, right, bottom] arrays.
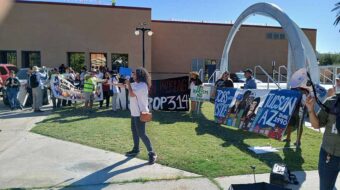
[[135, 67, 151, 88]]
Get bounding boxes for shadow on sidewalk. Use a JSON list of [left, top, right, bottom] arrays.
[[59, 157, 148, 190]]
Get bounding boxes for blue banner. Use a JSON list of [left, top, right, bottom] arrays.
[[214, 88, 302, 140], [250, 89, 301, 140], [214, 88, 237, 123]]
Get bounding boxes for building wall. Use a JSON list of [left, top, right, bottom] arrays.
[[0, 1, 152, 71], [151, 20, 316, 80]]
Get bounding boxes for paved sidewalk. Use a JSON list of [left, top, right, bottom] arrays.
[[0, 102, 339, 189]]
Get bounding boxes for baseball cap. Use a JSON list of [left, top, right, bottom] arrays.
[[243, 68, 253, 74], [336, 74, 340, 80]]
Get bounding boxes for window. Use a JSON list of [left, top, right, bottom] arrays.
[[0, 67, 6, 75], [266, 32, 286, 40], [90, 53, 107, 70], [266, 33, 273, 39], [280, 33, 285, 40], [68, 52, 85, 73], [0, 51, 17, 66], [22, 51, 41, 68], [111, 53, 128, 72]]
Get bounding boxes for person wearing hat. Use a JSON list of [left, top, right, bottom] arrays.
[[306, 74, 340, 190], [327, 74, 340, 97], [189, 71, 202, 112], [5, 70, 22, 110], [243, 68, 257, 89], [30, 66, 47, 112]]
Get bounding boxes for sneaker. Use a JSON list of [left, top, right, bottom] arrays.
[[148, 152, 157, 165], [294, 141, 301, 148], [125, 150, 139, 157]]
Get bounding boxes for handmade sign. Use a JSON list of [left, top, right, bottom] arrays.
[[50, 74, 103, 101], [149, 76, 189, 111], [119, 67, 132, 78], [190, 85, 212, 102], [214, 88, 302, 140]]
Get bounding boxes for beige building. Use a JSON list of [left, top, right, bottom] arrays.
[[0, 1, 316, 81]]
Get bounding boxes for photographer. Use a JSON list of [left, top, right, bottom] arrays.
[[306, 74, 340, 190]]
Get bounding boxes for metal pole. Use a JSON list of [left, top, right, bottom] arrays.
[[142, 29, 145, 68]]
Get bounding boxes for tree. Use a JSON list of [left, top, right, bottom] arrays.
[[112, 0, 116, 6], [332, 2, 340, 31]]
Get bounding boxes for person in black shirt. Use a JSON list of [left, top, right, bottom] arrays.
[[215, 71, 234, 88], [5, 71, 22, 110]]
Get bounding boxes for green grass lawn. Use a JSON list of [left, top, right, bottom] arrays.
[[31, 102, 323, 178]]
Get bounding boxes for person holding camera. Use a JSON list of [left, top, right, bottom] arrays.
[[120, 68, 157, 164], [306, 74, 340, 190]]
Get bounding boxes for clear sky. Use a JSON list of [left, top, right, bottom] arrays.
[[26, 0, 340, 53]]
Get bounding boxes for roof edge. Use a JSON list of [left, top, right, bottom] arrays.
[[151, 20, 317, 31], [15, 0, 151, 11]]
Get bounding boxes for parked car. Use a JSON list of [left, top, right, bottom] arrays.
[[3, 67, 50, 107], [0, 64, 18, 96], [230, 72, 263, 83]]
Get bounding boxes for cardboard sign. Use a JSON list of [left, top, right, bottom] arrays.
[[190, 85, 211, 102]]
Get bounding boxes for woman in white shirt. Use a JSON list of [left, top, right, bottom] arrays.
[[124, 68, 157, 164]]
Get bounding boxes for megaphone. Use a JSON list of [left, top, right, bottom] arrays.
[[289, 68, 327, 98], [289, 68, 312, 92]]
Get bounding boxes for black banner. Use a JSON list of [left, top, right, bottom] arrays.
[[149, 76, 189, 111]]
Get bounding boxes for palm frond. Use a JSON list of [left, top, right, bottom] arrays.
[[332, 2, 340, 12]]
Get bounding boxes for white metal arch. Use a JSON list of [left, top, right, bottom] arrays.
[[220, 3, 319, 86]]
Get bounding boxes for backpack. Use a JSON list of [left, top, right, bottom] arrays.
[[270, 163, 298, 187], [30, 74, 39, 88]]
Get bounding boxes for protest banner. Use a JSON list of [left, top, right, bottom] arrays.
[[214, 88, 302, 140], [250, 89, 301, 140], [149, 76, 189, 111], [50, 74, 103, 102], [190, 85, 212, 102], [214, 87, 237, 123]]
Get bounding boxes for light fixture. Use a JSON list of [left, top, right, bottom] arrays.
[[147, 31, 153, 36], [134, 30, 140, 36]]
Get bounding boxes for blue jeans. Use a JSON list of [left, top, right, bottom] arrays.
[[130, 117, 154, 153], [318, 148, 340, 190], [7, 88, 20, 109]]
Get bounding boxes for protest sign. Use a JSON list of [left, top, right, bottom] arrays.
[[149, 76, 189, 111], [214, 87, 237, 123], [250, 89, 301, 140], [190, 85, 211, 102], [119, 67, 132, 78], [50, 74, 103, 102], [214, 88, 301, 140]]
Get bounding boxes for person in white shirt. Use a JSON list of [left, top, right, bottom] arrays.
[[123, 68, 157, 164], [110, 72, 121, 111]]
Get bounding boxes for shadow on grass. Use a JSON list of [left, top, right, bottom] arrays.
[[37, 107, 131, 124], [193, 107, 305, 178]]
